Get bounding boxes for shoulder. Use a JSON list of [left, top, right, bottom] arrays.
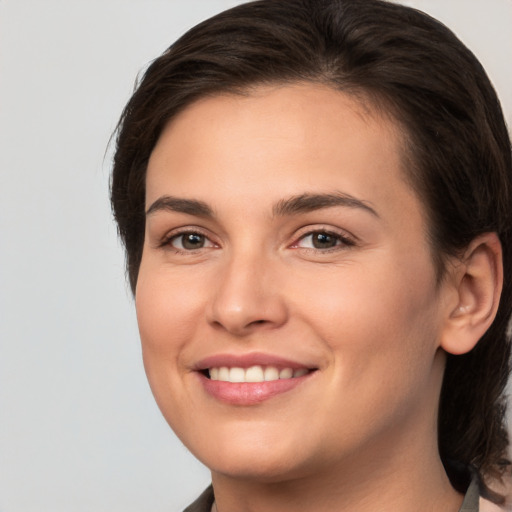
[[183, 486, 214, 512]]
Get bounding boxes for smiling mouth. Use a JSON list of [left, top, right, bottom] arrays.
[[204, 365, 314, 383], [198, 359, 318, 404]]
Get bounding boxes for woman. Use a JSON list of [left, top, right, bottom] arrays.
[[110, 0, 512, 510]]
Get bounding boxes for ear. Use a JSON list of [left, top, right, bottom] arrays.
[[440, 233, 503, 356]]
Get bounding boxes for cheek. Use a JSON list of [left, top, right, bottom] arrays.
[[292, 254, 441, 384], [298, 267, 442, 446], [134, 264, 210, 421], [135, 265, 205, 354], [134, 265, 207, 431]]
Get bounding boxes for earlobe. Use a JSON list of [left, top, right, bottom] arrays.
[[440, 233, 503, 356]]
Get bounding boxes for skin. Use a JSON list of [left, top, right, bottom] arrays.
[[136, 83, 499, 512]]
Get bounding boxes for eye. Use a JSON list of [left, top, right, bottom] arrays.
[[168, 232, 215, 251], [294, 230, 354, 250]]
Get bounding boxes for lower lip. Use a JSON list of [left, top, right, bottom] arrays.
[[199, 372, 313, 405]]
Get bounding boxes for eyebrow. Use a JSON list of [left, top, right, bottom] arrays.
[[146, 196, 213, 217], [146, 192, 379, 219], [272, 192, 379, 218]]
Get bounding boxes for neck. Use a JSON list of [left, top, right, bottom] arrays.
[[211, 439, 462, 512]]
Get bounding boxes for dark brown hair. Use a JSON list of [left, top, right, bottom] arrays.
[[111, 0, 512, 502]]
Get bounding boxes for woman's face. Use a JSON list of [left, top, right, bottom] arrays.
[[137, 84, 452, 482]]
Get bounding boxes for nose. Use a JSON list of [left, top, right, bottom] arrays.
[[206, 252, 288, 336]]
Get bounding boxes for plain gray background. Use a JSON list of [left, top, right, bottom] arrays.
[[1, 1, 511, 511]]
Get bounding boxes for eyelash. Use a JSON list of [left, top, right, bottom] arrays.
[[292, 228, 356, 252], [160, 227, 356, 254], [160, 229, 217, 254]]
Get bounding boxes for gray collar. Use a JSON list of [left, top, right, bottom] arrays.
[[184, 477, 480, 512], [458, 476, 479, 512]]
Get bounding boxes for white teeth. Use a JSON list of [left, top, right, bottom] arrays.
[[245, 365, 264, 382], [208, 365, 309, 383], [264, 366, 279, 381], [229, 367, 246, 383], [218, 367, 229, 381], [279, 368, 293, 379]]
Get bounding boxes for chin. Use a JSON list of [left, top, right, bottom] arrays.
[[207, 455, 310, 484], [187, 426, 313, 482]]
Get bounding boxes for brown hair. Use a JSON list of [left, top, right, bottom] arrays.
[[111, 0, 512, 502]]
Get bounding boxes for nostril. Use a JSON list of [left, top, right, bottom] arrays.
[[246, 319, 269, 330]]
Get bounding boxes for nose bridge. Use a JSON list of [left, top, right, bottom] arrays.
[[207, 244, 287, 335]]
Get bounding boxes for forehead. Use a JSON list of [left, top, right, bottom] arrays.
[[146, 83, 413, 207], [146, 84, 426, 232]]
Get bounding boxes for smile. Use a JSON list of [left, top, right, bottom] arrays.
[[208, 365, 310, 383], [196, 354, 317, 405]]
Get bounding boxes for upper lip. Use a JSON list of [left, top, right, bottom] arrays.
[[195, 352, 315, 371]]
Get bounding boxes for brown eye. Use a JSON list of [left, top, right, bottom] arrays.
[[294, 230, 354, 251], [171, 232, 208, 250], [311, 232, 338, 249]]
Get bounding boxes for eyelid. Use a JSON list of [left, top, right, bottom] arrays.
[[156, 224, 357, 253], [159, 226, 219, 250], [290, 226, 358, 250]]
